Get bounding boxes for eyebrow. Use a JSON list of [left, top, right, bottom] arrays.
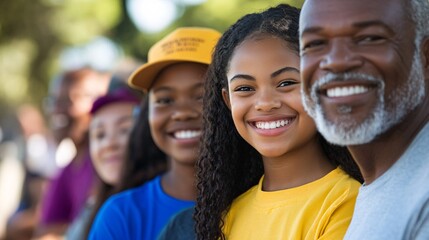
[[152, 86, 172, 93], [271, 67, 300, 78], [229, 66, 300, 82], [354, 20, 394, 34], [151, 82, 204, 93], [302, 20, 394, 35], [91, 115, 133, 128], [117, 115, 134, 124]]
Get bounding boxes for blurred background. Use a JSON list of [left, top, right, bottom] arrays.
[[0, 0, 304, 238], [0, 0, 304, 110]]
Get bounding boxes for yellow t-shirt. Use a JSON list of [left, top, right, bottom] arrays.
[[223, 167, 360, 240]]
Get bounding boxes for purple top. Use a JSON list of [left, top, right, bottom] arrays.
[[40, 151, 95, 224]]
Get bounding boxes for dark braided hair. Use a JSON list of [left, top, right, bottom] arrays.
[[194, 4, 362, 240]]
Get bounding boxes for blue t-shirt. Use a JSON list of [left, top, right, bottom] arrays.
[[89, 175, 195, 240]]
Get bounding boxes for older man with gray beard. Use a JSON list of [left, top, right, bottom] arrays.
[[299, 0, 429, 239]]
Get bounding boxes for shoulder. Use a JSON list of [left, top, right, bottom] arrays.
[[157, 207, 195, 240], [171, 207, 194, 223], [89, 188, 149, 239], [233, 182, 260, 203], [313, 169, 361, 239], [97, 176, 163, 214], [404, 193, 429, 239], [307, 168, 361, 220], [327, 168, 361, 198], [166, 207, 195, 229], [227, 182, 260, 218]]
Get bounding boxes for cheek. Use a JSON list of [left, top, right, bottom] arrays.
[[90, 143, 102, 168], [290, 91, 307, 113], [148, 106, 159, 132], [228, 97, 252, 142], [288, 91, 318, 133], [294, 98, 318, 142], [373, 51, 410, 88], [229, 97, 247, 125], [148, 108, 166, 150], [195, 103, 203, 116], [148, 116, 159, 141], [89, 139, 100, 158], [73, 99, 93, 115], [300, 55, 320, 93], [300, 112, 317, 132], [117, 135, 130, 156]]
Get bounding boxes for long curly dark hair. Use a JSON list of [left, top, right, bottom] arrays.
[[194, 4, 363, 240]]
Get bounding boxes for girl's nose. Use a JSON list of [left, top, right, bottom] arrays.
[[171, 105, 200, 121], [254, 90, 281, 112]]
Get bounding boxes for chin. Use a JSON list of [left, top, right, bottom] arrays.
[[171, 154, 195, 165], [258, 149, 286, 159]]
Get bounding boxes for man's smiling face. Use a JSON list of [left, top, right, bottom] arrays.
[[299, 0, 425, 145]]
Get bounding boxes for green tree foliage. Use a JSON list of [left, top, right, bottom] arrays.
[[0, 0, 303, 110], [0, 0, 121, 109]]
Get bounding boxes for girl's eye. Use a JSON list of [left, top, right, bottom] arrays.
[[234, 86, 254, 92], [93, 131, 105, 141], [119, 126, 131, 136], [278, 80, 298, 87], [155, 98, 173, 105]]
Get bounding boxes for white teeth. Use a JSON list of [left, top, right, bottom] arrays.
[[255, 119, 291, 130], [174, 130, 201, 139], [326, 86, 369, 97]]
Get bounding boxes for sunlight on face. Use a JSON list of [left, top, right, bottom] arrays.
[[303, 51, 425, 145]]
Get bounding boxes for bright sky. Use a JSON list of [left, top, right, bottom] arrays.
[[126, 0, 207, 33], [60, 37, 122, 71], [60, 0, 209, 71]]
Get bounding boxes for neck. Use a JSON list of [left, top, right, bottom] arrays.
[[71, 136, 89, 165], [69, 117, 90, 146], [161, 159, 196, 201], [348, 99, 429, 185], [262, 138, 334, 191]]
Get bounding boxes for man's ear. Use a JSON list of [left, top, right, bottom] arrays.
[[222, 88, 231, 110]]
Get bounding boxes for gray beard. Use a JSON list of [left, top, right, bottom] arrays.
[[302, 50, 425, 146]]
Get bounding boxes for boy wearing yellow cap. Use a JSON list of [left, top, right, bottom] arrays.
[[88, 27, 220, 240]]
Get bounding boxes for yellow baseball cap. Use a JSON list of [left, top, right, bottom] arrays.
[[128, 27, 221, 92]]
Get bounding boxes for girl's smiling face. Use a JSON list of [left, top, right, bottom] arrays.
[[224, 36, 318, 159], [148, 62, 206, 165], [90, 102, 136, 185]]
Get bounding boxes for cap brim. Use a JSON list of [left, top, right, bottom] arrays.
[[128, 59, 209, 92]]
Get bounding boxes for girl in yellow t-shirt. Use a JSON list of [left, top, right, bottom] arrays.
[[195, 4, 363, 240]]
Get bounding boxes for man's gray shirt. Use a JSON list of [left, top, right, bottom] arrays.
[[345, 123, 429, 240]]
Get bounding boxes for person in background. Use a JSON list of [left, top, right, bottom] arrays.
[[89, 27, 221, 240], [5, 104, 57, 240], [34, 67, 110, 239], [194, 4, 362, 240], [65, 87, 141, 240], [299, 0, 429, 239], [0, 107, 26, 240]]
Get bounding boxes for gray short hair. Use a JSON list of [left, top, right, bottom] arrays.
[[410, 0, 429, 43]]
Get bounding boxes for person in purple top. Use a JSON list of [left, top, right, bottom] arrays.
[[35, 67, 110, 239]]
